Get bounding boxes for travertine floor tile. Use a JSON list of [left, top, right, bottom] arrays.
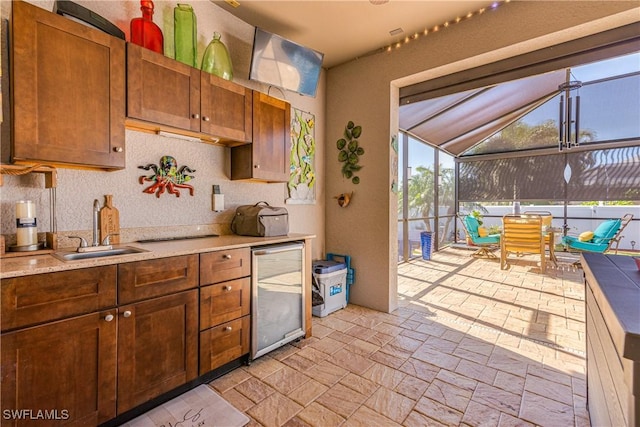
[[462, 399, 502, 427], [304, 360, 349, 387], [424, 378, 473, 413], [246, 392, 302, 427], [471, 383, 521, 416], [235, 377, 277, 404], [263, 366, 310, 395], [296, 402, 344, 427], [210, 248, 588, 426], [339, 372, 379, 397], [519, 390, 575, 426], [315, 383, 367, 418], [210, 368, 252, 393], [364, 386, 414, 423], [394, 375, 429, 400], [329, 348, 374, 375], [342, 405, 402, 427], [221, 388, 255, 412], [244, 357, 286, 380], [362, 361, 406, 389], [288, 379, 328, 407], [413, 395, 463, 426]]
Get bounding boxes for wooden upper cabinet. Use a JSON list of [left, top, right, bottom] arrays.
[[11, 0, 126, 169], [126, 44, 252, 144], [231, 92, 291, 182], [1, 311, 118, 426], [127, 43, 201, 132], [200, 73, 252, 143]]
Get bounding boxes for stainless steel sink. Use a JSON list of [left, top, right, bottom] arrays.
[[53, 246, 148, 262]]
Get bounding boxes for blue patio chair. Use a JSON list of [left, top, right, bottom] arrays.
[[457, 213, 500, 258], [562, 214, 633, 255]]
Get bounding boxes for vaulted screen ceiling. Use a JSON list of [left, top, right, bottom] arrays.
[[399, 69, 567, 157]]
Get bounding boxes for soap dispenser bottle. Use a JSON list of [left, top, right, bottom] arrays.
[[130, 0, 164, 54]]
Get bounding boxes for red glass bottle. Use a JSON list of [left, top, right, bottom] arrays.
[[130, 0, 164, 54]]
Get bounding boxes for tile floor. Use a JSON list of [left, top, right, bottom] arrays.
[[209, 247, 589, 426]]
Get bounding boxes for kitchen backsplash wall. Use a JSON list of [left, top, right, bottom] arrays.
[[0, 0, 326, 257]]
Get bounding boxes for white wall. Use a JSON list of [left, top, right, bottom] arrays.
[[325, 1, 640, 312], [0, 0, 326, 258]]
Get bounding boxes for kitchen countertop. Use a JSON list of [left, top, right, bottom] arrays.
[[581, 252, 640, 360], [0, 233, 315, 279]]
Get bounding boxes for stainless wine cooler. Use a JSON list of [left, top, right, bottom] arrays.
[[251, 242, 306, 360]]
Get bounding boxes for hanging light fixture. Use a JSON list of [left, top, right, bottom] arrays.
[[558, 70, 582, 151]]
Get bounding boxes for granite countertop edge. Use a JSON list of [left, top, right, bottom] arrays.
[[1, 233, 316, 279]]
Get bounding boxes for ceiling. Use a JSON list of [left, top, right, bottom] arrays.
[[211, 0, 496, 69]]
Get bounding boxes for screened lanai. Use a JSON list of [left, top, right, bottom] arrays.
[[396, 43, 640, 262]]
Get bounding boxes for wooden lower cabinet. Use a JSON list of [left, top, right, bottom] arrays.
[[117, 290, 198, 414], [199, 316, 250, 374], [0, 311, 117, 426]]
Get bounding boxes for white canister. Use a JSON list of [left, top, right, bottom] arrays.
[[16, 200, 37, 246]]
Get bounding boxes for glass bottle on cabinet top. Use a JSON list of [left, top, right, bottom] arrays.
[[201, 32, 233, 81], [174, 4, 197, 67], [130, 0, 164, 54]]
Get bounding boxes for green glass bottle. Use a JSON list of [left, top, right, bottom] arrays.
[[174, 4, 197, 67], [201, 32, 233, 80]]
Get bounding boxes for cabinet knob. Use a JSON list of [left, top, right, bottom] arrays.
[[224, 285, 233, 291], [192, 113, 200, 119], [104, 314, 114, 322], [122, 310, 132, 318], [224, 326, 233, 332], [113, 146, 123, 153], [223, 254, 232, 259], [202, 116, 210, 122], [254, 165, 260, 169]]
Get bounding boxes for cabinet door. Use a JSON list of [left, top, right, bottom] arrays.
[[200, 73, 252, 143], [127, 43, 201, 132], [199, 316, 250, 374], [118, 254, 198, 304], [11, 1, 125, 169], [1, 311, 117, 426], [1, 266, 117, 332], [230, 92, 290, 182], [117, 290, 198, 414]]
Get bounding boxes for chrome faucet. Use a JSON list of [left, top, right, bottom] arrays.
[[68, 199, 114, 253], [92, 199, 100, 246]]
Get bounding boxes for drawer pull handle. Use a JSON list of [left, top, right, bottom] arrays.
[[113, 146, 123, 153], [223, 254, 232, 259], [224, 326, 233, 332], [123, 310, 132, 318], [202, 116, 210, 122], [104, 314, 114, 322], [224, 285, 233, 291], [192, 113, 200, 119]]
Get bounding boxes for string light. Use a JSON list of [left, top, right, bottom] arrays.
[[383, 1, 510, 52]]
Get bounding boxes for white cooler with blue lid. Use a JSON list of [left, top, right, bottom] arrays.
[[312, 260, 348, 317]]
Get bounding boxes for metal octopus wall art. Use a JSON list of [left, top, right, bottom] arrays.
[[138, 156, 196, 198]]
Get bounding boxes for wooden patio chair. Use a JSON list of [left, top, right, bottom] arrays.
[[501, 214, 546, 272], [457, 213, 500, 259], [562, 213, 634, 255]]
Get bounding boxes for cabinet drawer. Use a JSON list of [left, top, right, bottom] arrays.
[[200, 278, 250, 330], [1, 266, 117, 332], [118, 254, 198, 304], [199, 316, 250, 374], [200, 248, 250, 284]]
